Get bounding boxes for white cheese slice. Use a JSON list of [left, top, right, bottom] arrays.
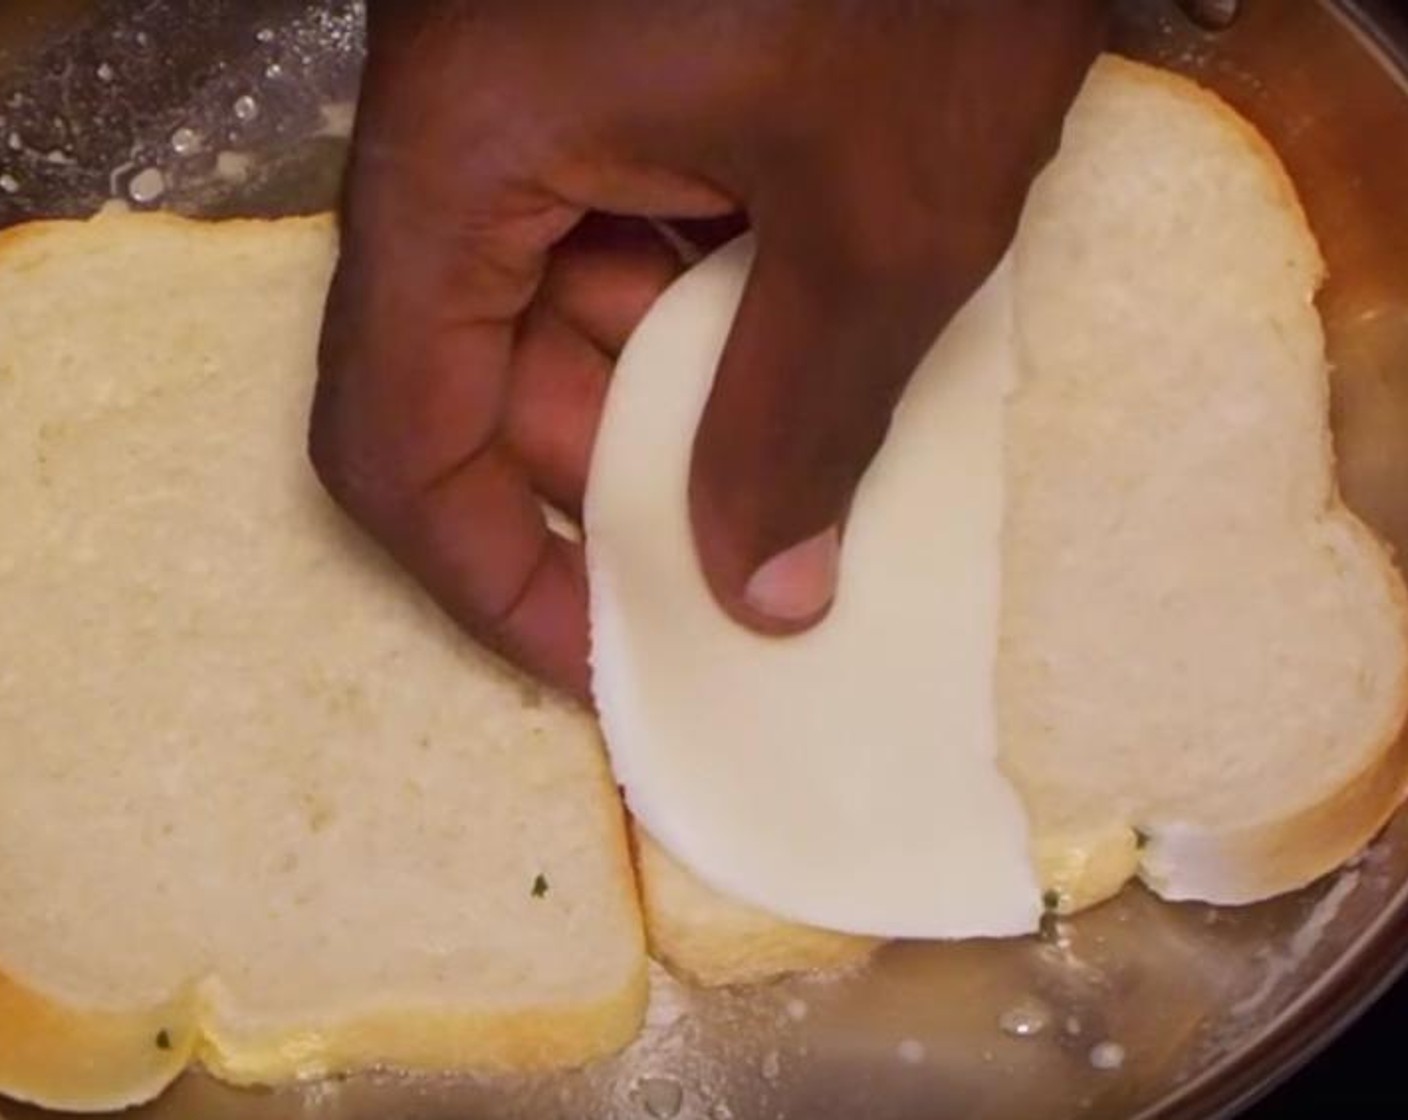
[[586, 235, 1040, 938]]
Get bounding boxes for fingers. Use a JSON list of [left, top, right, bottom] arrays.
[[312, 94, 594, 695], [540, 215, 684, 355], [666, 214, 752, 260], [314, 254, 594, 696], [503, 310, 612, 518], [683, 0, 1106, 637], [385, 442, 593, 700], [688, 221, 990, 635], [505, 217, 684, 518]]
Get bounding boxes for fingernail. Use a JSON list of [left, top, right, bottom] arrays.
[[743, 528, 840, 623]]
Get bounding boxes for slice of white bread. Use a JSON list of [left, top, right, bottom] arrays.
[[0, 215, 646, 1111], [1004, 55, 1408, 910], [633, 827, 881, 987], [616, 54, 1408, 971]]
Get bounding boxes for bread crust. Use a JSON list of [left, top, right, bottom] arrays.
[[0, 966, 649, 1113], [1138, 513, 1408, 905], [633, 829, 880, 988]]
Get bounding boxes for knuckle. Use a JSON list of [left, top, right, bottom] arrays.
[[306, 413, 350, 503], [307, 405, 405, 533]]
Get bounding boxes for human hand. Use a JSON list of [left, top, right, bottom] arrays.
[[311, 0, 1108, 701]]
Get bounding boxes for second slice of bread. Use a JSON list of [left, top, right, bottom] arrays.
[[1004, 56, 1408, 909], [631, 55, 1408, 980]]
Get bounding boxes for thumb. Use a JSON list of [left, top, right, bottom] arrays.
[[688, 228, 993, 634]]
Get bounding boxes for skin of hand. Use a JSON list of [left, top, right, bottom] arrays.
[[311, 0, 1109, 701]]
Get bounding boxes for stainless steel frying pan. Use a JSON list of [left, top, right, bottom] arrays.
[[2, 2, 1407, 1117]]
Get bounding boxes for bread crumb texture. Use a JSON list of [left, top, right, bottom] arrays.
[[1003, 57, 1408, 908], [0, 214, 646, 1111], [633, 829, 882, 988]]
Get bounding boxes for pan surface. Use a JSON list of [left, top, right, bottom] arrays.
[[1, 2, 1407, 1118]]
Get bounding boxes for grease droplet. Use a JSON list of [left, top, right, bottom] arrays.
[[232, 95, 260, 123], [127, 167, 166, 204], [96, 62, 115, 82], [897, 1039, 926, 1065], [170, 127, 202, 156], [214, 150, 253, 183], [0, 174, 18, 194], [637, 1076, 682, 1119], [999, 1000, 1051, 1039], [1089, 1041, 1126, 1072]]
